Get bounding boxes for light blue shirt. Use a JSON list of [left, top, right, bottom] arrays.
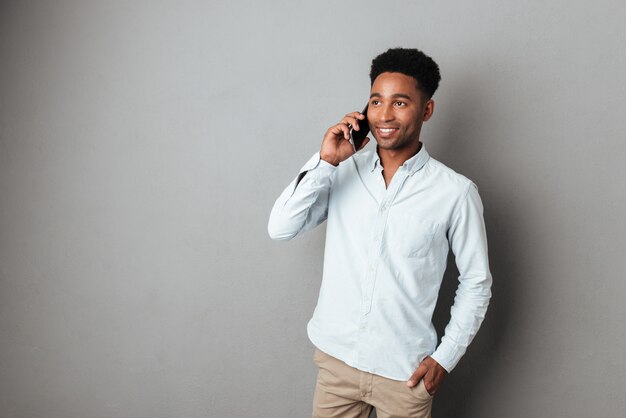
[[268, 145, 492, 380]]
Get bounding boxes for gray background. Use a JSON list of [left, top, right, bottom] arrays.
[[1, 1, 625, 417]]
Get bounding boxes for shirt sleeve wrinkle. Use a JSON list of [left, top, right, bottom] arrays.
[[268, 153, 335, 240], [432, 180, 492, 372]]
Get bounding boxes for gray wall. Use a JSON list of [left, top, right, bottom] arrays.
[[1, 1, 625, 417]]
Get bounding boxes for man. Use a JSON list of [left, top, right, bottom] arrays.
[[268, 48, 492, 418]]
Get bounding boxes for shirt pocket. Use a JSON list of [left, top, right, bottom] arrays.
[[389, 215, 439, 258]]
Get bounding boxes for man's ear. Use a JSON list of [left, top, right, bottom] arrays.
[[422, 99, 435, 122]]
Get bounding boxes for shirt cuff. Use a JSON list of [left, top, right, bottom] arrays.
[[297, 152, 337, 183], [300, 152, 337, 172], [288, 152, 337, 195], [430, 338, 466, 373]]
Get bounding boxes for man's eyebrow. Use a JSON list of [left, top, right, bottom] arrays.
[[369, 92, 413, 101]]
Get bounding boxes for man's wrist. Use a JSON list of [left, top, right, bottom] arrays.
[[319, 152, 339, 167]]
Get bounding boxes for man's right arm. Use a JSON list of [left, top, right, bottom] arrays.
[[268, 111, 370, 240], [267, 153, 337, 240]]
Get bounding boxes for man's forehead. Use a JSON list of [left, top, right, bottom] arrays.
[[371, 73, 421, 97]]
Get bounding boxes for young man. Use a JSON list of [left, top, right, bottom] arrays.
[[268, 48, 492, 418]]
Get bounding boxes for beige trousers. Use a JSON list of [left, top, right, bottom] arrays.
[[312, 348, 433, 418]]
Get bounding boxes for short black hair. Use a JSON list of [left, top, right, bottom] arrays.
[[370, 48, 441, 99]]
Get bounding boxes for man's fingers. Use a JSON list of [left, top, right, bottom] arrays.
[[342, 116, 360, 131], [349, 112, 366, 121], [423, 373, 442, 395], [423, 372, 435, 394], [343, 112, 366, 131], [329, 123, 351, 140], [424, 383, 436, 396], [324, 111, 368, 149], [345, 111, 366, 120], [340, 123, 351, 139], [406, 365, 427, 387], [420, 358, 447, 395]]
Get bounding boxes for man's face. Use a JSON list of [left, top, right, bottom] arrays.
[[367, 72, 433, 152]]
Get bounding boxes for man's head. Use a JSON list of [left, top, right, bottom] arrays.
[[367, 48, 440, 154], [369, 47, 441, 100]]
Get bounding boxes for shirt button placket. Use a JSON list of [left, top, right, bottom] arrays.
[[363, 201, 389, 315], [357, 198, 390, 365]]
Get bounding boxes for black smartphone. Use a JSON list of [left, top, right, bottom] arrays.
[[350, 104, 370, 152]]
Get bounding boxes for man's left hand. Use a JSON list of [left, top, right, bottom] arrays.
[[406, 356, 448, 395]]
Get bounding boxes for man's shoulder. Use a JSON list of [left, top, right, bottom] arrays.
[[425, 156, 475, 194]]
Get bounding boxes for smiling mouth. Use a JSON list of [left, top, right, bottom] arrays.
[[376, 127, 399, 137]]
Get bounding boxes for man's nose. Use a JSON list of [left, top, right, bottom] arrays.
[[381, 104, 394, 121]]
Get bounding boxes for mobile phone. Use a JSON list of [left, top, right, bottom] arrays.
[[350, 104, 370, 152]]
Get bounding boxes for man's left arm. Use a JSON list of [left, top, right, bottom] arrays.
[[408, 182, 493, 394]]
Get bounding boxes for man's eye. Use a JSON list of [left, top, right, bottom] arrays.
[[371, 100, 380, 105], [395, 101, 406, 107]]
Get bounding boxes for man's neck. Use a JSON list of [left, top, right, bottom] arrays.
[[377, 142, 422, 188]]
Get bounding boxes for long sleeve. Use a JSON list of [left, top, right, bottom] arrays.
[[430, 183, 493, 372], [268, 152, 337, 241]]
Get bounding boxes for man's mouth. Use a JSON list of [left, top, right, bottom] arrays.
[[376, 127, 400, 137]]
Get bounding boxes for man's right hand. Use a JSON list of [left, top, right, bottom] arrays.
[[320, 112, 370, 166]]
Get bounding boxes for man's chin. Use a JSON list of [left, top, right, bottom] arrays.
[[375, 139, 400, 150]]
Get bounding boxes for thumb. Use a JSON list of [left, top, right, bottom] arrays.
[[407, 364, 427, 387]]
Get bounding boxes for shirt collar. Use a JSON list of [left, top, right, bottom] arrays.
[[369, 143, 430, 176]]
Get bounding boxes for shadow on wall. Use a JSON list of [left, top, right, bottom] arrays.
[[427, 68, 519, 417], [369, 67, 519, 418]]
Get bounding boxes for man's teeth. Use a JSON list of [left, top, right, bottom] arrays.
[[379, 128, 396, 133]]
